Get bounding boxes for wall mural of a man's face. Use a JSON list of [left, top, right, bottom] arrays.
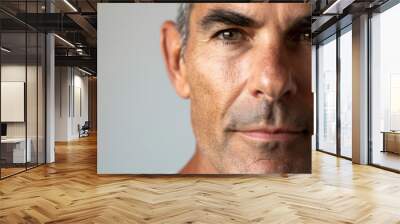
[[161, 3, 313, 174]]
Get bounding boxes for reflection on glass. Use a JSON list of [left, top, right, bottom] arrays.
[[26, 0, 39, 170], [27, 31, 38, 169], [38, 33, 46, 165], [340, 28, 352, 158], [318, 36, 337, 154], [0, 1, 46, 179], [371, 3, 400, 171]]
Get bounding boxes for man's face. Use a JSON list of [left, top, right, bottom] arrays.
[[173, 3, 312, 173]]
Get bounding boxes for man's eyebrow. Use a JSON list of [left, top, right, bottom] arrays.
[[287, 14, 311, 32], [199, 9, 262, 31]]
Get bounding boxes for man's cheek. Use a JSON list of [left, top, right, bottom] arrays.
[[190, 73, 220, 132]]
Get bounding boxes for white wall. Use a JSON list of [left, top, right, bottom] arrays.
[[1, 66, 26, 138], [72, 73, 89, 138], [1, 82, 25, 122], [1, 65, 37, 138], [98, 4, 195, 174], [55, 67, 70, 141], [55, 66, 89, 141]]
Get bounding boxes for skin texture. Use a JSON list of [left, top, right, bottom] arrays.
[[161, 3, 313, 174]]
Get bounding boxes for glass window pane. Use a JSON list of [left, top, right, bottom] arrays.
[[340, 28, 352, 158], [371, 3, 400, 171], [317, 36, 337, 154]]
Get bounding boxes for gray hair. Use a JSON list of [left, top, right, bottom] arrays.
[[176, 3, 193, 58]]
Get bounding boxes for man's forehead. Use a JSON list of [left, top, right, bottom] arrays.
[[191, 3, 310, 25]]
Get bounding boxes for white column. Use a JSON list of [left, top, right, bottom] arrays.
[[45, 0, 56, 163], [46, 32, 55, 163], [352, 14, 369, 164]]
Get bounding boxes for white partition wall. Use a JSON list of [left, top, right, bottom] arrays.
[[54, 67, 89, 141]]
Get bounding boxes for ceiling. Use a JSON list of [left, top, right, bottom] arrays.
[[0, 0, 393, 74]]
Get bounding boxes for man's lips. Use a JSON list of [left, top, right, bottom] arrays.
[[234, 127, 307, 142]]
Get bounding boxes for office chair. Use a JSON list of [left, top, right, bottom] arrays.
[[79, 121, 90, 138]]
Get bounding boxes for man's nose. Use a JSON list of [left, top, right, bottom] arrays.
[[247, 38, 297, 102]]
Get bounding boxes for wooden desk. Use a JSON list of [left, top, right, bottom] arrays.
[[381, 131, 400, 154]]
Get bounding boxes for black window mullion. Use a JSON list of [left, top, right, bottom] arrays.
[[0, 25, 2, 179], [36, 0, 39, 168], [336, 29, 341, 157], [315, 44, 319, 151], [25, 0, 28, 171], [367, 11, 373, 165]]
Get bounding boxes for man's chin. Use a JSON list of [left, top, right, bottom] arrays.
[[245, 159, 289, 174], [242, 159, 310, 174], [225, 135, 311, 173]]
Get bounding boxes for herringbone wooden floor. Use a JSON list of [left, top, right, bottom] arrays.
[[0, 134, 400, 224]]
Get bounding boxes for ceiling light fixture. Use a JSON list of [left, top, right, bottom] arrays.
[[76, 48, 84, 55], [78, 67, 93, 76], [322, 0, 355, 15], [54, 34, 75, 48], [63, 0, 78, 12], [1, 47, 11, 53]]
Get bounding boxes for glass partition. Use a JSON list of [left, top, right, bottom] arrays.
[[0, 31, 28, 177], [38, 32, 45, 165], [0, 1, 46, 179], [27, 31, 38, 169]]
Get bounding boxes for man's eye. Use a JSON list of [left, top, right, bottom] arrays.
[[299, 32, 311, 41], [213, 29, 245, 43], [288, 30, 311, 42]]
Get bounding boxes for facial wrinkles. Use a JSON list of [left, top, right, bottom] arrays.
[[189, 40, 258, 172], [192, 37, 305, 173], [186, 44, 231, 172], [222, 30, 310, 133], [185, 4, 312, 173], [223, 141, 281, 172], [222, 53, 310, 130], [229, 99, 310, 130]]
